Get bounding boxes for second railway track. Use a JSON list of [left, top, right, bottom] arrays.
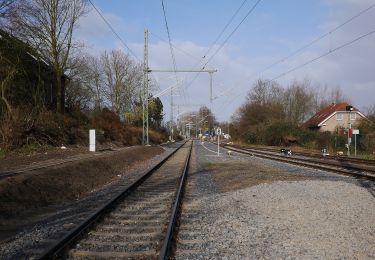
[[224, 144, 375, 180], [37, 140, 192, 259]]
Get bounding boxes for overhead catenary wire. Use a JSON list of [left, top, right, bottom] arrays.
[[88, 0, 164, 100], [160, 0, 178, 80], [258, 3, 375, 76], [149, 31, 204, 64], [179, 0, 263, 96], [202, 0, 249, 60], [88, 0, 140, 61], [202, 0, 263, 69], [184, 4, 375, 123], [160, 0, 190, 107], [271, 29, 375, 81], [215, 28, 375, 118], [209, 3, 375, 112]]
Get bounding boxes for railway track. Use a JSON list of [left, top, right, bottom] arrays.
[[234, 144, 375, 165], [34, 140, 192, 259], [224, 144, 375, 180], [0, 148, 125, 179]]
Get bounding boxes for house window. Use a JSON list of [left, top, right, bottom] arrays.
[[336, 112, 343, 121], [350, 113, 356, 120]]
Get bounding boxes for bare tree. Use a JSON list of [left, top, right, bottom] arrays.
[[101, 50, 142, 117], [65, 53, 104, 111], [86, 55, 104, 110], [248, 79, 284, 106], [8, 0, 87, 113], [312, 85, 350, 112], [283, 79, 315, 124]]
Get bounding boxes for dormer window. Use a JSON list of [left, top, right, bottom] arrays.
[[336, 112, 343, 121], [350, 113, 356, 120]]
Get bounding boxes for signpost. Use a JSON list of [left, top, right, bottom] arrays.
[[353, 129, 359, 157], [346, 105, 353, 156]]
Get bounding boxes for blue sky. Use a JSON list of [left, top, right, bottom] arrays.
[[76, 0, 375, 122]]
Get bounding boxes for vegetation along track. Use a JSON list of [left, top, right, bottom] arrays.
[[224, 144, 375, 181], [37, 140, 192, 259]]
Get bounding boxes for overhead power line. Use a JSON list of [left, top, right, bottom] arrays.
[[149, 31, 204, 65], [88, 1, 164, 97], [202, 0, 249, 60], [179, 0, 262, 96], [160, 0, 178, 78], [202, 0, 263, 68], [271, 29, 375, 81], [210, 2, 375, 110], [259, 3, 375, 75], [88, 0, 140, 61], [211, 29, 375, 122]]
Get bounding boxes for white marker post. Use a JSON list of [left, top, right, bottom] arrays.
[[216, 127, 221, 156], [89, 129, 96, 152], [353, 129, 359, 157]]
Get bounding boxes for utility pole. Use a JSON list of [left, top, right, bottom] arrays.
[[346, 105, 353, 156], [170, 80, 174, 141], [142, 29, 149, 145], [209, 71, 214, 104], [209, 71, 214, 136]]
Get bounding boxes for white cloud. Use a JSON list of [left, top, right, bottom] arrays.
[[265, 0, 375, 114], [73, 2, 375, 122], [74, 7, 139, 56]]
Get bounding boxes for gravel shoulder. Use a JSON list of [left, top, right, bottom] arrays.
[[175, 141, 375, 259]]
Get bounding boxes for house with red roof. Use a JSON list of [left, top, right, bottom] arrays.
[[303, 102, 367, 132]]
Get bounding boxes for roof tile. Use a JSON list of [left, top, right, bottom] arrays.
[[304, 102, 359, 127]]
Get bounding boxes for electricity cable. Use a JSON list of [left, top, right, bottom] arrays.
[[271, 29, 375, 81], [210, 3, 375, 111], [202, 0, 263, 68], [180, 0, 263, 96], [160, 0, 178, 80], [258, 3, 375, 76], [202, 0, 249, 60], [149, 31, 204, 64], [216, 29, 375, 118], [88, 0, 140, 61]]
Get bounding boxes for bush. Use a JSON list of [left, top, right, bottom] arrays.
[[91, 108, 124, 142], [0, 107, 91, 152], [91, 108, 167, 146]]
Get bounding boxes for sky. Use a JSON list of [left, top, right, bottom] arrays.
[[75, 0, 375, 123]]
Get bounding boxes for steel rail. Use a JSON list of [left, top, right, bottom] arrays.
[[159, 140, 193, 259], [37, 141, 187, 260], [235, 144, 375, 165], [237, 146, 375, 173], [224, 145, 375, 181], [0, 148, 125, 179]]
